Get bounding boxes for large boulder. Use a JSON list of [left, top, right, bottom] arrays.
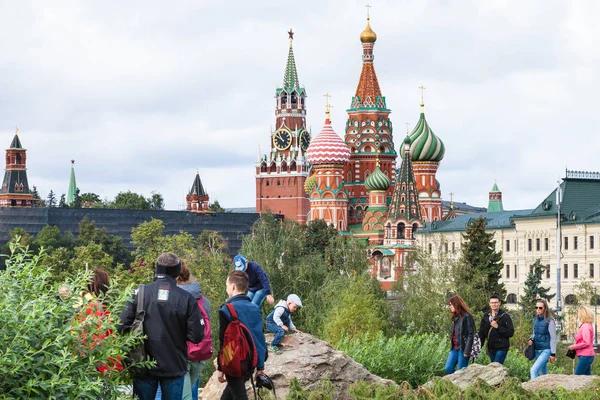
[[522, 374, 600, 392], [202, 333, 395, 399], [424, 362, 509, 390]]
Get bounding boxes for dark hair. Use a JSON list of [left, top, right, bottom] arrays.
[[449, 295, 472, 318], [156, 252, 181, 278], [228, 270, 248, 292], [88, 268, 110, 297], [489, 294, 502, 302]]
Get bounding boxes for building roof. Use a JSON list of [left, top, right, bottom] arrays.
[[402, 104, 445, 162], [305, 115, 350, 165], [9, 134, 23, 149], [441, 200, 486, 213], [419, 209, 534, 233], [365, 163, 390, 191], [517, 171, 600, 224], [190, 172, 207, 196], [388, 136, 422, 222], [276, 32, 305, 97]]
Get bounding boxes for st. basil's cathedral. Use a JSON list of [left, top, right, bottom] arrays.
[[255, 15, 446, 290]]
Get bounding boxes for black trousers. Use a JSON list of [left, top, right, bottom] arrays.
[[221, 375, 248, 400]]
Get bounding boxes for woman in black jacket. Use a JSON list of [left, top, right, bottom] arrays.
[[445, 295, 475, 374]]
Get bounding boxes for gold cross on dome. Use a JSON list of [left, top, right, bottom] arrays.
[[324, 93, 333, 114], [405, 122, 410, 135], [419, 85, 426, 104], [449, 192, 454, 202], [365, 4, 372, 19]]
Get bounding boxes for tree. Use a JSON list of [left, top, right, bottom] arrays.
[[455, 216, 505, 312], [301, 219, 339, 255], [520, 259, 555, 317], [77, 217, 132, 267], [80, 192, 102, 208], [0, 241, 147, 398], [35, 225, 75, 252], [148, 191, 165, 210], [72, 188, 83, 208], [46, 190, 57, 207], [393, 245, 456, 334], [209, 200, 225, 213], [59, 193, 68, 208], [31, 186, 44, 207], [111, 191, 148, 210]]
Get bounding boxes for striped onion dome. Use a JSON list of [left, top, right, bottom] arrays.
[[304, 175, 317, 194], [365, 165, 390, 191], [306, 117, 350, 165], [403, 105, 445, 162]]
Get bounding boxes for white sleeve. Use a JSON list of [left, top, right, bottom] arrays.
[[273, 307, 285, 326]]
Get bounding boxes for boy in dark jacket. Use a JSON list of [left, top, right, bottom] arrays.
[[233, 254, 275, 307], [119, 253, 204, 400], [266, 294, 303, 355], [218, 270, 268, 400], [478, 294, 514, 364]]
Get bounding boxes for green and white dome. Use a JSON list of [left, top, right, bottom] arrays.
[[304, 175, 317, 194], [403, 105, 445, 162], [365, 165, 391, 191]]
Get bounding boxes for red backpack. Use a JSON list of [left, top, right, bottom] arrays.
[[218, 303, 258, 378], [187, 296, 213, 361]]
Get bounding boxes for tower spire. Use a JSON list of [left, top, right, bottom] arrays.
[[67, 160, 77, 206], [283, 28, 300, 93]]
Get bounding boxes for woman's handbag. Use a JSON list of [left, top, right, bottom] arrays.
[[566, 349, 576, 359], [524, 340, 536, 360]]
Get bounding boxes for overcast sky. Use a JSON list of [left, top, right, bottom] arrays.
[[1, 1, 598, 211]]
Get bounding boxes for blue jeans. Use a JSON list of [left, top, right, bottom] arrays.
[[488, 349, 508, 364], [575, 356, 595, 375], [134, 375, 184, 400], [248, 289, 267, 307], [530, 349, 551, 380], [156, 375, 200, 400], [266, 320, 285, 346], [444, 349, 469, 374]]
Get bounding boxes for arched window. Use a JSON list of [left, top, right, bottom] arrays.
[[281, 161, 288, 172], [506, 293, 517, 304], [270, 162, 276, 173], [397, 222, 405, 239], [565, 294, 577, 306], [16, 153, 21, 164], [260, 162, 267, 173], [412, 223, 419, 239], [385, 223, 391, 239]]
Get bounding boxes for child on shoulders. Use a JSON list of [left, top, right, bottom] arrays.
[[266, 294, 303, 355]]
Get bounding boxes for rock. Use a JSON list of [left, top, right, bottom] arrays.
[[424, 362, 509, 390], [522, 374, 600, 392], [202, 333, 395, 399]]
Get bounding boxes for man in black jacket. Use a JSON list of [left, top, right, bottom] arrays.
[[120, 253, 204, 400], [478, 294, 514, 364]]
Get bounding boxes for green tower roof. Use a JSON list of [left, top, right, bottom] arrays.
[[488, 182, 504, 212], [9, 134, 23, 149], [402, 104, 445, 162], [67, 161, 77, 205], [365, 165, 391, 191], [276, 30, 305, 97]]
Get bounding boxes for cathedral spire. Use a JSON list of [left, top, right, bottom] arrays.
[[351, 11, 386, 110], [388, 136, 421, 221]]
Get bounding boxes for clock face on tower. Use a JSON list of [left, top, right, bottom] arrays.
[[273, 129, 292, 151], [299, 130, 311, 151]]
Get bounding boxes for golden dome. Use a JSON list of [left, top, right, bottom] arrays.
[[360, 18, 377, 43]]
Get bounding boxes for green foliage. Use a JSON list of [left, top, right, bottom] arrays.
[[0, 240, 147, 398], [77, 217, 133, 267], [72, 188, 83, 208], [208, 200, 226, 212], [336, 332, 448, 387], [285, 378, 334, 400], [111, 190, 150, 210], [456, 216, 505, 312], [393, 246, 455, 334], [59, 193, 67, 208], [324, 275, 388, 345], [79, 192, 103, 208], [46, 189, 57, 207], [521, 259, 555, 318], [240, 214, 375, 336], [301, 219, 338, 255]]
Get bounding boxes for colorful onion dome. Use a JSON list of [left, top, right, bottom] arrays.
[[304, 175, 317, 194], [360, 18, 377, 43], [306, 117, 350, 165], [405, 105, 445, 162], [365, 165, 390, 191]]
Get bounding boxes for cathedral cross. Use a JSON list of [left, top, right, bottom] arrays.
[[365, 4, 372, 19], [419, 85, 426, 104]]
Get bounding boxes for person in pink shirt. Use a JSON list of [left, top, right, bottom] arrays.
[[568, 306, 595, 375]]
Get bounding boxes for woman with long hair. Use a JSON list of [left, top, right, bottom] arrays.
[[529, 298, 557, 380], [444, 295, 475, 374], [568, 306, 595, 375]]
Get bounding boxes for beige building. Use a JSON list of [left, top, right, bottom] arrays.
[[416, 171, 600, 333]]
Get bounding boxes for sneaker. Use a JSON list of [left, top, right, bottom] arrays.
[[269, 345, 282, 355]]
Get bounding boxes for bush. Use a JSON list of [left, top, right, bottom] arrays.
[[0, 241, 145, 398], [336, 332, 447, 387]]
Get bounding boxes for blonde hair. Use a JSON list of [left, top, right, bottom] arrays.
[[578, 306, 594, 324]]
